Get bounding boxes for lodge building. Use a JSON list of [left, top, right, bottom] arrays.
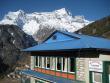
[[21, 30, 110, 83]]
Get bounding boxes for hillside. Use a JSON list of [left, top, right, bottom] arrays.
[[76, 16, 110, 39], [0, 25, 37, 78]]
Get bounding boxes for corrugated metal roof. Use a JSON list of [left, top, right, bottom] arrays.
[[21, 70, 82, 83], [42, 30, 80, 43], [22, 30, 110, 51]]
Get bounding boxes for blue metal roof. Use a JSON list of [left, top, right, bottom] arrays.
[[22, 31, 110, 51], [21, 70, 82, 83]]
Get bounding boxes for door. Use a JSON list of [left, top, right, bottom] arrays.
[[90, 71, 102, 83], [108, 65, 110, 83], [103, 62, 110, 83]]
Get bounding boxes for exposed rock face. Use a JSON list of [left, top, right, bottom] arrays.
[[0, 25, 37, 77], [0, 8, 92, 36], [33, 26, 55, 42]]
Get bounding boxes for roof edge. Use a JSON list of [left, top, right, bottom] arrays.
[[42, 30, 80, 43]]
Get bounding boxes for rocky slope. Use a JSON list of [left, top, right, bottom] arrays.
[[0, 25, 37, 77], [76, 16, 110, 39]]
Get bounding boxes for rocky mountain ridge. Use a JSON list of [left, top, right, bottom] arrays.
[[76, 16, 110, 39], [0, 25, 37, 77]]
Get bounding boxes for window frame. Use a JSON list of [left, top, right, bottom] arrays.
[[35, 56, 39, 67], [50, 57, 55, 70], [38, 56, 42, 68], [46, 57, 51, 69], [41, 57, 46, 68], [62, 57, 68, 72], [68, 57, 75, 74], [34, 56, 75, 74], [56, 57, 62, 71]]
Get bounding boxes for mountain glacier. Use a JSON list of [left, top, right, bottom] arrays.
[[0, 8, 92, 35]]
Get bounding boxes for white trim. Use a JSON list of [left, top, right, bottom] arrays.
[[31, 56, 35, 69], [50, 57, 55, 70], [39, 56, 42, 68], [61, 57, 63, 71], [34, 56, 75, 74], [62, 57, 68, 72], [68, 71, 75, 74], [68, 58, 70, 72], [42, 57, 45, 68]]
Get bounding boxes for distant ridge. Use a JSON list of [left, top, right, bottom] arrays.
[[76, 16, 110, 39]]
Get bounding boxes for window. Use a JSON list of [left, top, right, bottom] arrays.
[[36, 56, 38, 66], [42, 57, 46, 68], [46, 57, 50, 69], [35, 56, 75, 73], [50, 57, 55, 70], [44, 57, 46, 68], [35, 56, 46, 68], [62, 57, 67, 72], [57, 57, 62, 70], [93, 72, 102, 83], [52, 35, 57, 40], [39, 56, 42, 68], [68, 57, 75, 72]]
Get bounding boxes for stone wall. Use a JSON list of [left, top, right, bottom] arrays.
[[76, 58, 85, 81], [31, 56, 35, 69]]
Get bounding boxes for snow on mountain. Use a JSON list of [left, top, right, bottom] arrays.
[[0, 8, 92, 35]]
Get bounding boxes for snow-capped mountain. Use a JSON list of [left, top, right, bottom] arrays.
[[0, 8, 92, 36]]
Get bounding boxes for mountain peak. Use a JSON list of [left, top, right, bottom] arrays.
[[54, 8, 69, 14], [17, 9, 24, 13], [5, 9, 25, 19], [0, 8, 92, 35]]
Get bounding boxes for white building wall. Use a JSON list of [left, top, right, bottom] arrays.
[[99, 54, 110, 61], [76, 54, 110, 83], [31, 56, 35, 69], [84, 58, 90, 83], [76, 58, 86, 81], [30, 77, 35, 83]]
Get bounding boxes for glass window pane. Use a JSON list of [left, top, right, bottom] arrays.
[[42, 57, 45, 68], [62, 58, 67, 72], [47, 57, 50, 68], [69, 58, 75, 72], [57, 57, 61, 70], [50, 57, 55, 70], [44, 57, 46, 68], [93, 72, 102, 83], [70, 58, 75, 72], [39, 57, 42, 67], [63, 58, 65, 71], [36, 56, 38, 66]]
